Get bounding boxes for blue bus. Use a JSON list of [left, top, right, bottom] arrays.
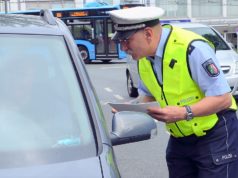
[[10, 3, 143, 63]]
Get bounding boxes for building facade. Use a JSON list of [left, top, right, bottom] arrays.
[[1, 0, 238, 48]]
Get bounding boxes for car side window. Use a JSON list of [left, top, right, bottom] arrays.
[[0, 34, 96, 159]]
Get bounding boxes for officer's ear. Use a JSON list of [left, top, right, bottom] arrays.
[[144, 27, 153, 42]]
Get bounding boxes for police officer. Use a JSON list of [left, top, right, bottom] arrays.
[[109, 6, 238, 178]]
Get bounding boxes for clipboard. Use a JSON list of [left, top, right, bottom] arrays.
[[108, 101, 160, 113]]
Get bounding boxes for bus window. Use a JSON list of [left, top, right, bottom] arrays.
[[67, 19, 92, 40], [73, 25, 92, 40]]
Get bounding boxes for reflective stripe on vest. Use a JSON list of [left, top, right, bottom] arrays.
[[138, 25, 237, 137]]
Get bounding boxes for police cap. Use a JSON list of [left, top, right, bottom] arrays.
[[109, 6, 165, 41]]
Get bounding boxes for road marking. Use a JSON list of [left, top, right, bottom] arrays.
[[104, 87, 112, 92], [114, 94, 124, 100], [100, 66, 127, 70]]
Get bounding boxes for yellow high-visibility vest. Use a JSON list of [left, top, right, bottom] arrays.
[[139, 25, 237, 137]]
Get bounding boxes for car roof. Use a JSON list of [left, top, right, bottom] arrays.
[[0, 13, 63, 35], [168, 22, 209, 28]]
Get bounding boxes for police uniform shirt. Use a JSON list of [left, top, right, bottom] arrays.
[[138, 27, 231, 97]]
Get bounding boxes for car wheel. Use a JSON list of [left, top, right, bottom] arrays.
[[78, 46, 90, 64], [127, 71, 138, 98]]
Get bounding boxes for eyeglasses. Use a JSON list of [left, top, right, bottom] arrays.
[[115, 30, 139, 45]]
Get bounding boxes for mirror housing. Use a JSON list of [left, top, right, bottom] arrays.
[[110, 111, 157, 146]]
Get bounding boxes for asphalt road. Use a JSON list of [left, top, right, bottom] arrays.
[[86, 60, 169, 178]]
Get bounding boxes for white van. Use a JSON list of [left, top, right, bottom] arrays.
[[126, 23, 238, 98]]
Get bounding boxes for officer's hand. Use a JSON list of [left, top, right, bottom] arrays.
[[147, 106, 186, 123]]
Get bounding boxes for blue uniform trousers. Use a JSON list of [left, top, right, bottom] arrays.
[[166, 110, 238, 178]]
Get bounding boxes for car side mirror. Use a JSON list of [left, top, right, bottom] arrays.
[[110, 111, 157, 146]]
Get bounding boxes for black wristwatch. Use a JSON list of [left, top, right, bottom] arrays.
[[184, 105, 193, 121]]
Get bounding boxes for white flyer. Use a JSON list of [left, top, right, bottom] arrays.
[[108, 101, 160, 113]]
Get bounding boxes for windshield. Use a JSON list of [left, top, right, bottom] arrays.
[[0, 34, 96, 168], [185, 27, 230, 50]]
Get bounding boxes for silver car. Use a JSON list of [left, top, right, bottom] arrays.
[[126, 22, 238, 98], [0, 11, 157, 177]]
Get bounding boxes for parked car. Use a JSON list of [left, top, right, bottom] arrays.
[[0, 11, 157, 177], [126, 22, 238, 97]]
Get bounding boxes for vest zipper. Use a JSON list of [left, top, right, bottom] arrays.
[[150, 59, 185, 137], [150, 61, 166, 102], [162, 85, 186, 136]]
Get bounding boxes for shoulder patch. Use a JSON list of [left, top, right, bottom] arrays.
[[202, 58, 220, 77]]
